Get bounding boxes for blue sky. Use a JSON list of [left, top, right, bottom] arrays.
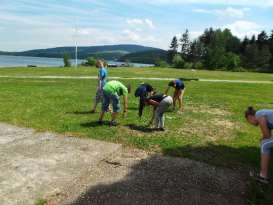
[[1, 0, 273, 51]]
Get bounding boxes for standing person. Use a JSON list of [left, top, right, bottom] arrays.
[[140, 93, 173, 131], [165, 79, 185, 112], [135, 83, 154, 117], [245, 107, 273, 184], [91, 60, 108, 113], [98, 80, 130, 126]]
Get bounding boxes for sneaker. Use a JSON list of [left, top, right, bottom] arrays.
[[109, 121, 118, 126], [157, 128, 165, 132], [250, 172, 269, 184]]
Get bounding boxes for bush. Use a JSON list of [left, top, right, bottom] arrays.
[[85, 57, 96, 66], [63, 53, 71, 67], [193, 62, 203, 69], [172, 54, 185, 69], [224, 52, 241, 70], [155, 59, 169, 67], [184, 62, 193, 69]]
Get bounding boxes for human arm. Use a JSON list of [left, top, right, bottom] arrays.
[[165, 86, 171, 95], [122, 95, 128, 117], [258, 117, 271, 139]]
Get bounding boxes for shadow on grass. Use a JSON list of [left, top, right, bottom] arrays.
[[68, 154, 246, 205], [81, 121, 111, 127], [125, 124, 155, 133], [67, 111, 96, 115]]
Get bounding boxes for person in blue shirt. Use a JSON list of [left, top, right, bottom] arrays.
[[165, 79, 185, 112], [91, 60, 108, 113], [245, 106, 273, 184]]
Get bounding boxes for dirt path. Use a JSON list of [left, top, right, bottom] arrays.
[[0, 123, 247, 205], [0, 75, 273, 84]]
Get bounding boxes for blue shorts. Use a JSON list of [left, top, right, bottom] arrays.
[[102, 92, 121, 113], [261, 136, 273, 155]]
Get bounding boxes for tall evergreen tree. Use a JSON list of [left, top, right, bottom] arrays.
[[167, 36, 179, 64], [180, 29, 191, 59], [257, 31, 268, 49]]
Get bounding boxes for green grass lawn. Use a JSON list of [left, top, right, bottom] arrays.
[[1, 67, 273, 204], [1, 66, 273, 81]]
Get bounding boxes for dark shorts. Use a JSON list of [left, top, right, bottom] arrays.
[[102, 92, 121, 113]]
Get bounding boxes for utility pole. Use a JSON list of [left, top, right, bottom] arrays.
[[74, 18, 78, 68]]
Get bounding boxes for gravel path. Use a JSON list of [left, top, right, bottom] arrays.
[[0, 123, 247, 205]]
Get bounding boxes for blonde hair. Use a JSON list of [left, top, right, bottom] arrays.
[[96, 60, 104, 68]]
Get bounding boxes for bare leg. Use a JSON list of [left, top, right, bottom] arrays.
[[260, 154, 271, 178], [99, 111, 105, 121], [111, 112, 118, 122], [91, 102, 98, 113], [173, 91, 178, 110]]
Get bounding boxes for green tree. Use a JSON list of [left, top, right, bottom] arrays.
[[63, 53, 71, 67], [257, 31, 268, 49], [86, 57, 96, 66], [180, 29, 191, 59], [167, 36, 179, 64], [172, 54, 185, 68], [224, 52, 241, 70]]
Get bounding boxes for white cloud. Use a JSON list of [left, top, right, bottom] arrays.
[[123, 29, 141, 41], [126, 18, 144, 25], [225, 20, 261, 38], [193, 7, 250, 18], [145, 19, 155, 29], [126, 18, 155, 29]]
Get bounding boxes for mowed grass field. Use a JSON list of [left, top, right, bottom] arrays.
[[1, 67, 273, 204]]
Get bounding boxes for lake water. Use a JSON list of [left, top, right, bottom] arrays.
[[0, 55, 153, 68]]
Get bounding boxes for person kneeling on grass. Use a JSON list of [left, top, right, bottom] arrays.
[[135, 83, 154, 117], [91, 60, 108, 113], [165, 79, 185, 112], [98, 80, 131, 126], [245, 106, 273, 184], [139, 94, 173, 131]]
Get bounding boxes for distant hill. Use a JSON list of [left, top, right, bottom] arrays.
[[119, 49, 168, 64], [0, 44, 163, 61]]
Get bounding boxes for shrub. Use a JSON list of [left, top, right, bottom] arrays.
[[85, 57, 96, 66], [172, 54, 185, 69], [63, 53, 71, 67]]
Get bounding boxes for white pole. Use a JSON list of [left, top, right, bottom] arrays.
[[74, 18, 78, 68]]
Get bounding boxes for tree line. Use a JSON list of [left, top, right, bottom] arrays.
[[167, 28, 273, 72]]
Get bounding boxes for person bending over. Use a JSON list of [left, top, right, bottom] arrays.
[[135, 83, 154, 117], [165, 79, 185, 112], [139, 93, 173, 131], [98, 80, 130, 126], [245, 106, 273, 184]]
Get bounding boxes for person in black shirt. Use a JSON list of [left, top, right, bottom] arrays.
[[135, 83, 154, 117]]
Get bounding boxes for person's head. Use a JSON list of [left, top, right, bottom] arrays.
[[96, 60, 104, 69], [168, 80, 175, 87], [145, 84, 154, 93], [245, 106, 258, 126]]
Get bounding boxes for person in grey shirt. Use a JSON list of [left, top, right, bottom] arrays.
[[141, 94, 173, 131], [245, 106, 273, 184]]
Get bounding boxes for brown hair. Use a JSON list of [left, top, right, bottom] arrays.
[[96, 60, 104, 68], [245, 106, 256, 118]]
